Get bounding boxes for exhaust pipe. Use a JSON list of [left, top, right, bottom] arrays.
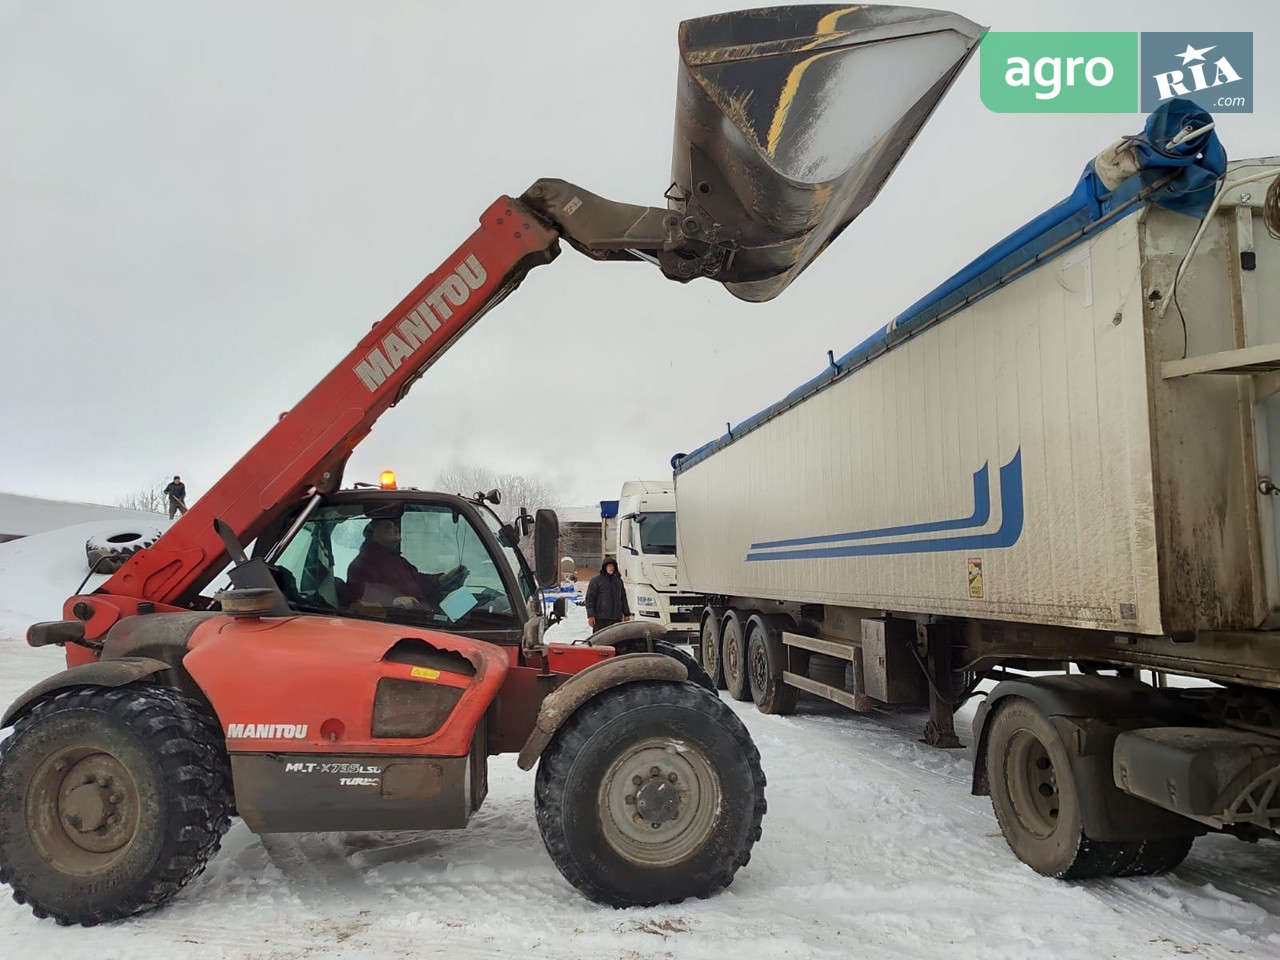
[[673, 5, 983, 301]]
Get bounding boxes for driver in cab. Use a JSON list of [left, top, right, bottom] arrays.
[[347, 517, 467, 612]]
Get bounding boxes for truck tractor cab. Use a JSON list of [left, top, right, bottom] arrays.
[[611, 480, 706, 640]]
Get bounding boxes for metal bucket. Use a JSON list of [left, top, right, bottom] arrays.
[[672, 5, 983, 301]]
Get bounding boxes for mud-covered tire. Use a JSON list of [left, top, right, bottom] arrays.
[[0, 684, 232, 925], [746, 614, 798, 716], [612, 638, 716, 693], [720, 611, 752, 703], [1113, 836, 1194, 877], [85, 527, 164, 575], [534, 680, 765, 907], [987, 697, 1168, 880], [699, 607, 726, 691]]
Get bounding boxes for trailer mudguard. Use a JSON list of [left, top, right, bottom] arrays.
[[1, 657, 171, 728], [971, 676, 1202, 841], [517, 653, 687, 770]]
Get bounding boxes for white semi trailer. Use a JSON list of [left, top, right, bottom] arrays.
[[675, 101, 1280, 880]]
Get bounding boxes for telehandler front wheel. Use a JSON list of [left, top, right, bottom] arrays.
[[534, 680, 765, 907], [0, 684, 232, 925]]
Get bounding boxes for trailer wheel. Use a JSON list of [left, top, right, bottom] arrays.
[[1113, 836, 1194, 877], [699, 607, 726, 690], [720, 611, 752, 702], [987, 697, 1154, 880], [611, 638, 716, 692], [0, 685, 232, 925], [746, 615, 797, 715], [534, 679, 765, 907]]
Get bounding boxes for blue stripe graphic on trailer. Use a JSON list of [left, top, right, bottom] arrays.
[[749, 462, 991, 550], [746, 450, 1023, 561]]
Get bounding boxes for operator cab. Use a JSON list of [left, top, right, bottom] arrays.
[[252, 490, 551, 646]]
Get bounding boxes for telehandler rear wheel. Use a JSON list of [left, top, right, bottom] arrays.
[[0, 685, 232, 925], [534, 680, 765, 907]]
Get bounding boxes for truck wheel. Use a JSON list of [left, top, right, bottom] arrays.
[[1114, 837, 1194, 877], [746, 615, 797, 715], [85, 527, 164, 575], [0, 685, 232, 925], [612, 638, 716, 692], [987, 697, 1147, 880], [699, 607, 726, 690], [720, 611, 752, 702], [534, 679, 765, 907]]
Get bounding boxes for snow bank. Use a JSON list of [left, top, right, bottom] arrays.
[[0, 518, 171, 634]]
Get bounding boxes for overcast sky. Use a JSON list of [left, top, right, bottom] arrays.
[[1, 0, 1276, 511]]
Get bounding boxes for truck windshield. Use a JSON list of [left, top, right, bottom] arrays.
[[638, 511, 677, 555]]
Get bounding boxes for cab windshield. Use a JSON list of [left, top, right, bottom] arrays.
[[638, 511, 677, 556]]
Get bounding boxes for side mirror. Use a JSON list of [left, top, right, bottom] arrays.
[[516, 507, 536, 539], [533, 508, 560, 589], [550, 596, 567, 626]]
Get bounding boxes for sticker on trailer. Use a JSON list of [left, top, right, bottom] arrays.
[[967, 558, 984, 599]]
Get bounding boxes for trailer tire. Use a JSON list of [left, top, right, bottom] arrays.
[[1113, 836, 1194, 877], [0, 684, 232, 925], [987, 697, 1153, 880], [746, 615, 797, 715], [84, 527, 164, 575], [699, 607, 726, 690], [720, 611, 752, 703], [611, 638, 715, 693], [534, 679, 765, 907]]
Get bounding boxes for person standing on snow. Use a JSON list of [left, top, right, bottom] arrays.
[[163, 476, 187, 519], [585, 556, 631, 633]]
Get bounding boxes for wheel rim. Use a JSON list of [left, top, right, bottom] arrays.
[[723, 623, 742, 685], [597, 738, 722, 867], [748, 632, 769, 696], [27, 746, 141, 875], [702, 619, 720, 677], [1004, 729, 1060, 839]]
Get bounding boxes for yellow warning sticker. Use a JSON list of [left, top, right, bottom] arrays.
[[967, 558, 984, 599], [410, 666, 441, 680]]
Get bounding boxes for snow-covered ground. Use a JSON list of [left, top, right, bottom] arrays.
[[2, 525, 1280, 959]]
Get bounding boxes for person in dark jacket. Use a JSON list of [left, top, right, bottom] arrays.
[[163, 476, 187, 519], [346, 518, 467, 611], [585, 556, 631, 633]]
